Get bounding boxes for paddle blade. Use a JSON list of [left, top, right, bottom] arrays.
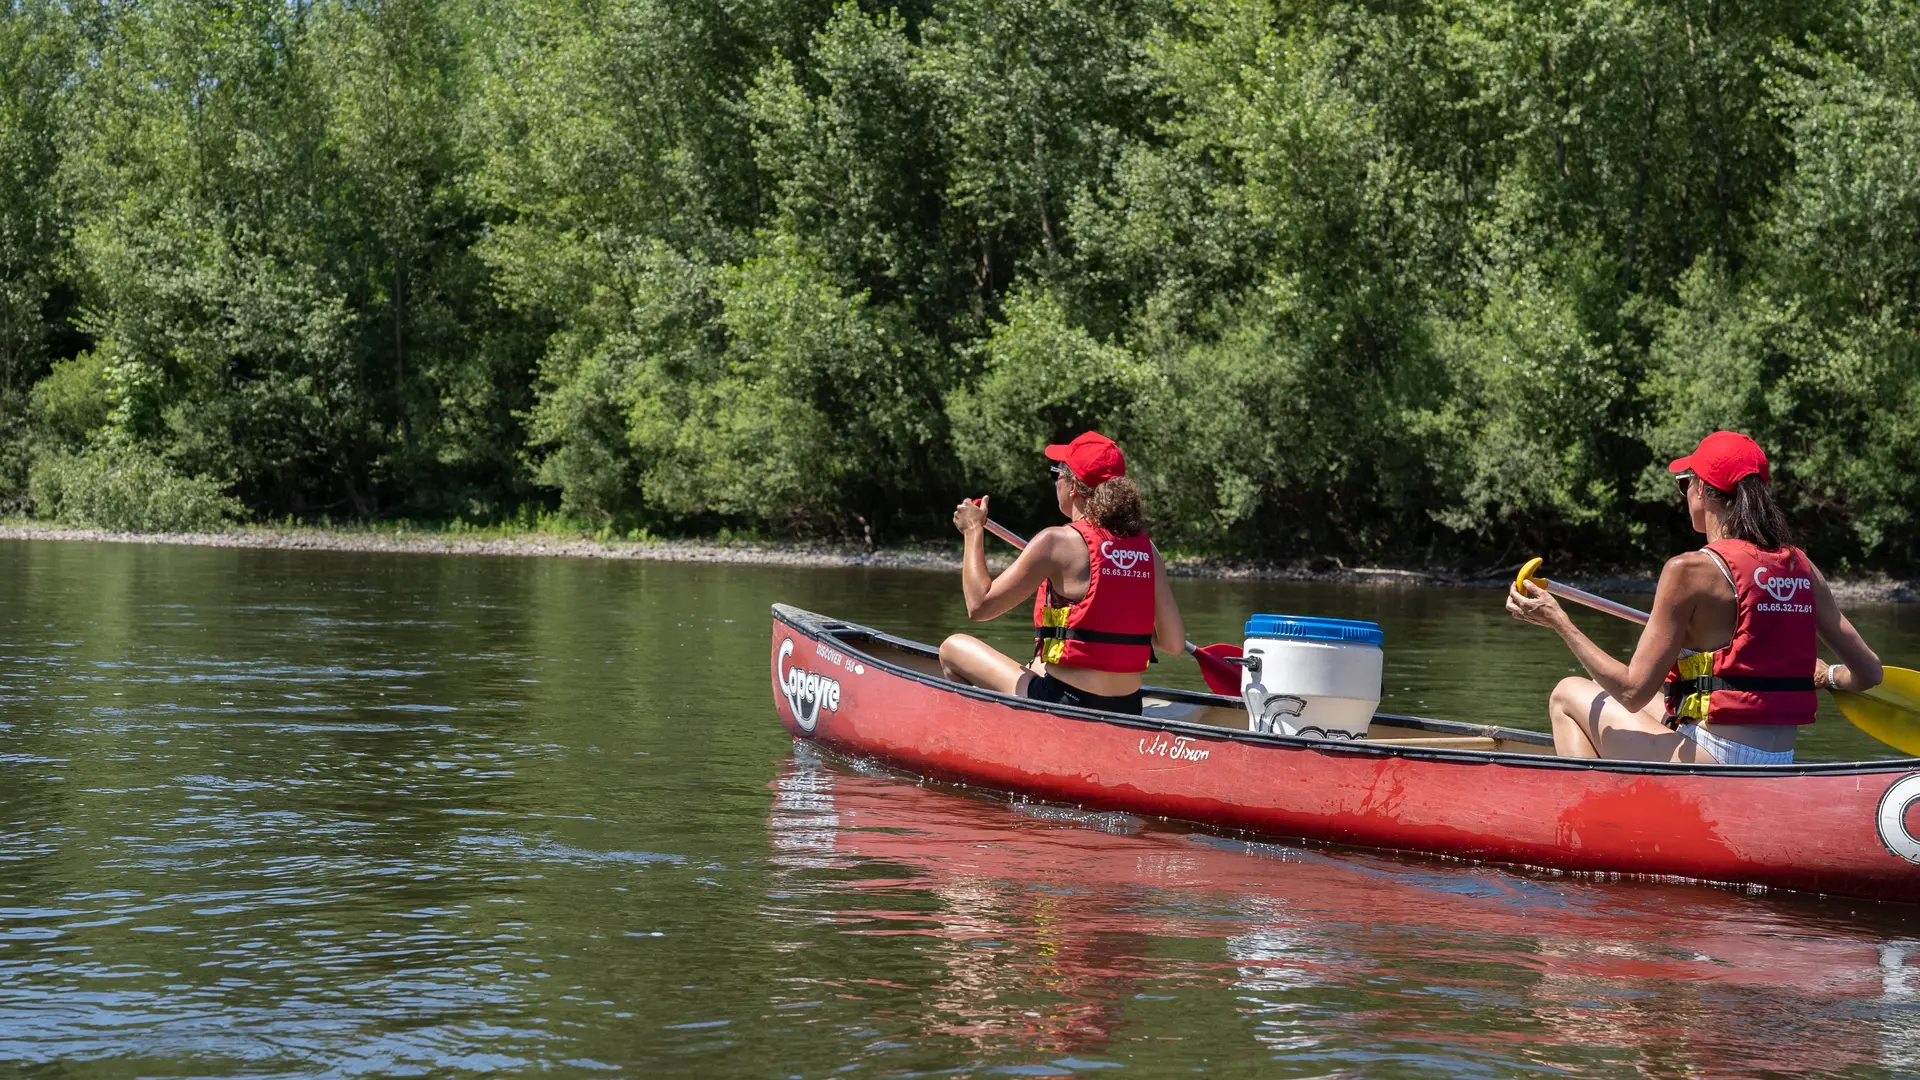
[[1515, 556, 1545, 593], [1834, 665, 1920, 757], [1835, 691, 1920, 757], [1871, 664, 1920, 710], [1191, 643, 1244, 697]]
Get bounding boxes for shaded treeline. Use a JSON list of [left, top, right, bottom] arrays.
[[3, 0, 1919, 569]]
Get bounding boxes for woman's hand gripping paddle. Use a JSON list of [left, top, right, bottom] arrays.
[[1515, 557, 1920, 756], [977, 512, 1245, 696]]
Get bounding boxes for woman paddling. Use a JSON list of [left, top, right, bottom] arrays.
[[1507, 430, 1883, 763], [939, 431, 1186, 716]]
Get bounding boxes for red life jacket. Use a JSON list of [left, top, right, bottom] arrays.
[[1032, 520, 1156, 674], [1663, 539, 1818, 727]]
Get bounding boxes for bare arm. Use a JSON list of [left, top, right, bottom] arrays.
[[1809, 564, 1883, 692], [1507, 554, 1703, 712], [1148, 545, 1185, 656], [954, 498, 1060, 622]]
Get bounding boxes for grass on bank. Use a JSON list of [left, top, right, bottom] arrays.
[[17, 447, 767, 544], [12, 449, 1016, 552], [3, 497, 968, 553], [9, 450, 1898, 590], [8, 508, 1918, 600]]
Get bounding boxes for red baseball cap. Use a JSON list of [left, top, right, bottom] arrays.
[[1045, 431, 1126, 487], [1668, 430, 1770, 491]]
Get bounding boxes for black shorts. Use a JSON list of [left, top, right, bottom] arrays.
[[1023, 672, 1144, 716]]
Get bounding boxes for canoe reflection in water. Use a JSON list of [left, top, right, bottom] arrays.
[[768, 744, 1920, 1075], [770, 748, 1155, 1055]]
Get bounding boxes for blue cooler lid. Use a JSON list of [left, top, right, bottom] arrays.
[[1244, 613, 1384, 646]]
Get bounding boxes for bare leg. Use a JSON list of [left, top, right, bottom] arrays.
[[1548, 676, 1708, 763], [1548, 677, 1603, 758], [938, 634, 1035, 696]]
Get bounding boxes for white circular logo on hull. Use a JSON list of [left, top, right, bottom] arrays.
[[1877, 773, 1920, 863]]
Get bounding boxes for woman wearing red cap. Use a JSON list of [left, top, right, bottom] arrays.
[[938, 431, 1187, 715], [1507, 431, 1883, 763]]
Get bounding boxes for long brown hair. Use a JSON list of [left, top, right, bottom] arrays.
[[1084, 476, 1147, 537], [1700, 474, 1794, 549]]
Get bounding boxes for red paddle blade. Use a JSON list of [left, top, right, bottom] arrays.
[[1191, 643, 1244, 697]]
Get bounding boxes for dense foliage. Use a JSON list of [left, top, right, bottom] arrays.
[[4, 0, 1919, 569]]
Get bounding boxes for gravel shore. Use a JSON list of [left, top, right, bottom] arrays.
[[0, 522, 1911, 602]]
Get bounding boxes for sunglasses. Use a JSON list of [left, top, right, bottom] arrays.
[[1675, 471, 1694, 497], [1050, 463, 1074, 482]]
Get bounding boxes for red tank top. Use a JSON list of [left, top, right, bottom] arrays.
[[1663, 539, 1818, 727], [1032, 520, 1156, 673]]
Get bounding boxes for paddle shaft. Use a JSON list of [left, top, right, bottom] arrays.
[[981, 517, 1029, 554], [1520, 569, 1708, 660], [1535, 578, 1653, 627]]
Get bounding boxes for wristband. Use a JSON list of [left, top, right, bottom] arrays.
[[1827, 663, 1848, 690]]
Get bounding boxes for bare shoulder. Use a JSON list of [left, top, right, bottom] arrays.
[[1032, 524, 1087, 560], [1658, 550, 1723, 595]]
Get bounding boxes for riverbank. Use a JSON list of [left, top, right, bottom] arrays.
[[1, 521, 1913, 602]]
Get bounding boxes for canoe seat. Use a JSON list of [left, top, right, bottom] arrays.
[[1364, 735, 1500, 750]]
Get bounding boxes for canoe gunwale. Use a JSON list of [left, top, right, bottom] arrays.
[[775, 603, 1920, 779]]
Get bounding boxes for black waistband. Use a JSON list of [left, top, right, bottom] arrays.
[[1024, 672, 1144, 714], [1033, 626, 1154, 647]]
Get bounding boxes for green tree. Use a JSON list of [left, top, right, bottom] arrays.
[[58, 0, 522, 518], [1646, 18, 1920, 566], [916, 0, 1172, 302], [1, 0, 1915, 573], [946, 287, 1154, 528], [0, 0, 75, 502], [477, 0, 840, 521]]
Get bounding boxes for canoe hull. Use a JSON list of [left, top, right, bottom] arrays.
[[770, 606, 1920, 904]]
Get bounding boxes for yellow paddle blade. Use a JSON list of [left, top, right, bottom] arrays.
[[1834, 690, 1920, 757], [1870, 664, 1920, 711], [1833, 667, 1920, 757]]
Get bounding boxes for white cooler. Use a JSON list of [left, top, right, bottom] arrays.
[[1238, 614, 1384, 740]]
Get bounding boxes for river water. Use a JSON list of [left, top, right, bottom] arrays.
[[1, 538, 1918, 1078]]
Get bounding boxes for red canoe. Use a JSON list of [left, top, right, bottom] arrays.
[[769, 604, 1920, 904]]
